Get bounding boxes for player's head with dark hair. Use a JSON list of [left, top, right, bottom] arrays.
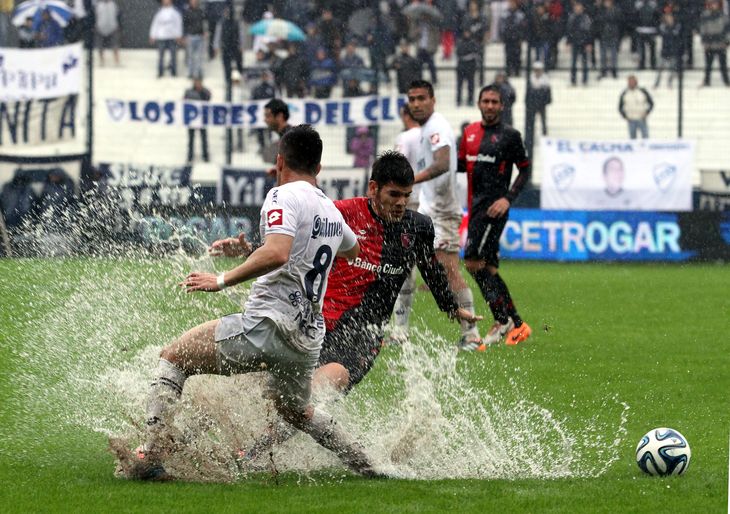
[[479, 84, 503, 103], [368, 151, 414, 222], [370, 150, 414, 188], [478, 84, 504, 125], [407, 80, 436, 125], [407, 79, 434, 98], [278, 125, 322, 176], [264, 99, 289, 132]]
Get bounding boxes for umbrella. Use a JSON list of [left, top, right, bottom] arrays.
[[249, 18, 306, 42], [402, 2, 442, 22], [12, 0, 75, 28]]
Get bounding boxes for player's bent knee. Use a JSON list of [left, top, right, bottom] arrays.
[[314, 363, 350, 392], [464, 259, 485, 274]]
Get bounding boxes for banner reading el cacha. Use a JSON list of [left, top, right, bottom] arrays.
[[540, 138, 694, 211]]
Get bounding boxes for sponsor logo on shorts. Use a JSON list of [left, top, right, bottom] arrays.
[[267, 209, 283, 227]]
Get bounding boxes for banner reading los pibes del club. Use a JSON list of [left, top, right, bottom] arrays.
[[0, 43, 83, 101], [105, 95, 406, 128], [540, 138, 694, 211]]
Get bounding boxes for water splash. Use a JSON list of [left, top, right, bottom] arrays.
[[3, 217, 629, 482]]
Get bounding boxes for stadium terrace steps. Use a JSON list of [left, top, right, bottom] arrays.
[[9, 38, 724, 186]]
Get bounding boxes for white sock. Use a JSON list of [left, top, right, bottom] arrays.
[[456, 288, 478, 338], [393, 268, 417, 330], [145, 359, 187, 440]]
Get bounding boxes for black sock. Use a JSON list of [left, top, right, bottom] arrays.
[[472, 268, 509, 324], [493, 273, 522, 327]]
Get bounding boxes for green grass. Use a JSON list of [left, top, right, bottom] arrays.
[[0, 259, 728, 513]]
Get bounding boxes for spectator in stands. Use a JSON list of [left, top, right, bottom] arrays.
[[500, 0, 527, 77], [36, 8, 65, 47], [528, 3, 551, 65], [439, 0, 459, 60], [277, 43, 309, 98], [149, 0, 183, 78], [230, 70, 245, 152], [618, 75, 654, 139], [309, 47, 337, 99], [349, 126, 375, 172], [250, 69, 275, 152], [405, 0, 441, 84], [654, 11, 682, 88], [525, 61, 552, 155], [204, 0, 227, 60], [566, 1, 593, 86], [0, 172, 38, 229], [39, 168, 75, 221], [456, 29, 480, 106], [339, 39, 365, 91], [676, 0, 701, 69], [17, 17, 36, 48], [0, 0, 10, 48], [317, 8, 342, 61], [95, 0, 121, 67], [392, 40, 422, 94], [183, 0, 206, 79], [213, 5, 244, 84], [184, 78, 211, 162], [700, 0, 730, 87], [366, 3, 396, 84], [597, 0, 623, 79], [460, 0, 489, 84], [545, 0, 565, 70], [494, 71, 516, 126], [634, 0, 660, 70]]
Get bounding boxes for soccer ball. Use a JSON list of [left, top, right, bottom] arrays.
[[635, 427, 691, 476]]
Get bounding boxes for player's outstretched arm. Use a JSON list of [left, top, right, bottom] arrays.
[[181, 234, 294, 293]]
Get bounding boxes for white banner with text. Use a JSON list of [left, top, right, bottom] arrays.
[[0, 44, 83, 101], [540, 138, 694, 211]]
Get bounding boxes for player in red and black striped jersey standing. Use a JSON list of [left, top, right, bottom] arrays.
[[458, 84, 532, 346]]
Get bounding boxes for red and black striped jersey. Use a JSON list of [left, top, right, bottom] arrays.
[[457, 121, 531, 213], [323, 197, 459, 331]]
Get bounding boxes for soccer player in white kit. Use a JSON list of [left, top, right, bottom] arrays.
[[390, 104, 423, 343], [113, 126, 382, 480], [406, 80, 481, 350]]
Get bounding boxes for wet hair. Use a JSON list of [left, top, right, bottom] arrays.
[[407, 79, 434, 98], [478, 84, 503, 103], [370, 150, 414, 188], [278, 125, 322, 175], [264, 98, 289, 120]]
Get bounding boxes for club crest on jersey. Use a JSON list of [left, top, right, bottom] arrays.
[[267, 209, 283, 227], [430, 133, 440, 145], [401, 233, 414, 248], [490, 134, 499, 143]]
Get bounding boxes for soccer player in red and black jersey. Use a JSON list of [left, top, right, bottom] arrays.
[[210, 151, 481, 461], [457, 84, 532, 346]]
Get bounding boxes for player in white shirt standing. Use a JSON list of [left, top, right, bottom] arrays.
[[390, 104, 423, 343], [406, 80, 481, 351], [112, 126, 381, 480]]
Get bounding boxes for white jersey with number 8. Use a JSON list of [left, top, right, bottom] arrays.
[[244, 180, 357, 353]]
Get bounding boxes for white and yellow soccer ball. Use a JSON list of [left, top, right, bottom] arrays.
[[635, 427, 691, 476]]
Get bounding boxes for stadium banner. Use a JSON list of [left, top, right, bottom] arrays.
[[540, 138, 693, 211], [105, 95, 407, 128], [0, 95, 78, 145], [98, 162, 193, 210], [697, 169, 730, 211], [218, 167, 369, 206], [0, 43, 83, 101], [499, 208, 730, 262]]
